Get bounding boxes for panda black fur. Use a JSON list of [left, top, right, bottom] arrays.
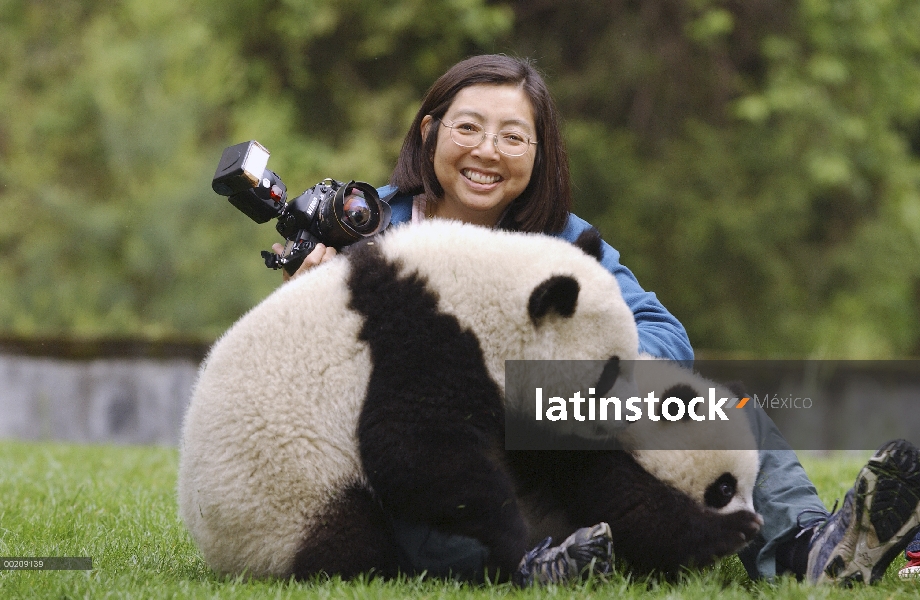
[[178, 220, 761, 581]]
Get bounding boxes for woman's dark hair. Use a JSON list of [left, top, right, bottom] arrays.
[[389, 54, 571, 234]]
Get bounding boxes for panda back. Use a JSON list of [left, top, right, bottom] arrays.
[[179, 256, 372, 577]]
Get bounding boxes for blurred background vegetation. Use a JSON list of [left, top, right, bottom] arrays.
[[3, 0, 920, 358]]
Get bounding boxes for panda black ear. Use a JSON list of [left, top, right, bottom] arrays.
[[529, 275, 580, 325], [573, 228, 603, 262]]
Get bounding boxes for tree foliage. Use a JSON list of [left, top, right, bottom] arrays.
[[2, 0, 920, 357], [506, 0, 920, 358]]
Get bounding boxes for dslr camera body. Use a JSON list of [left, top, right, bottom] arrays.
[[212, 141, 392, 275]]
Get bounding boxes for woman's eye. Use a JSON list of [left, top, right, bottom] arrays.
[[502, 132, 526, 144], [458, 122, 480, 132]]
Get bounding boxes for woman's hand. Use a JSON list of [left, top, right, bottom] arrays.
[[271, 243, 338, 282]]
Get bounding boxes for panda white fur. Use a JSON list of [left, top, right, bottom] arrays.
[[178, 219, 761, 581]]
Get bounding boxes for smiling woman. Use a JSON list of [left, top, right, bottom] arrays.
[[389, 55, 570, 235]]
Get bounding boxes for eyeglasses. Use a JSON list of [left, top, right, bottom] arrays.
[[439, 119, 537, 157]]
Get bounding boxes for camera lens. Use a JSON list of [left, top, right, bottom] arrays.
[[342, 188, 373, 231], [315, 180, 391, 247]]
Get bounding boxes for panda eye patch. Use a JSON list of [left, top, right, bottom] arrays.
[[704, 473, 738, 509], [594, 357, 620, 395]]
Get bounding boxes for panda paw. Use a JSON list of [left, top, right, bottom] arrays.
[[708, 509, 763, 556]]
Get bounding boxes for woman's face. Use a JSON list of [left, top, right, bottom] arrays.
[[420, 84, 537, 227]]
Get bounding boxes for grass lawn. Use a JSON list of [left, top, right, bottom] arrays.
[[0, 440, 917, 599]]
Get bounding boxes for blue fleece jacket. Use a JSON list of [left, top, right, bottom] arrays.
[[378, 187, 694, 362]]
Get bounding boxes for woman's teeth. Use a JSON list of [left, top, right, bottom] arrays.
[[463, 169, 501, 184]]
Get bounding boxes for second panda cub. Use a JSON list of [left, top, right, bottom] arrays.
[[511, 358, 762, 577]]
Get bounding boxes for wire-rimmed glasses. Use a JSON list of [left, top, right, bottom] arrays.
[[439, 119, 537, 157]]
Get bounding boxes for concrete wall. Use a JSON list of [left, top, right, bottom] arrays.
[[0, 338, 208, 445], [0, 354, 199, 445], [1, 337, 918, 449]]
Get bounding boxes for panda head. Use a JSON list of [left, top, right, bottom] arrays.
[[632, 445, 759, 516], [623, 359, 761, 516], [370, 220, 640, 391]]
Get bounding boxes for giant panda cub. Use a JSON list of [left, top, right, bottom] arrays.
[[511, 358, 763, 576], [178, 220, 761, 583]]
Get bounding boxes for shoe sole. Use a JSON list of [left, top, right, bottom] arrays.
[[899, 565, 920, 579], [817, 440, 920, 585]]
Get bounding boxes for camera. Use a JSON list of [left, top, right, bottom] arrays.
[[211, 140, 392, 275]]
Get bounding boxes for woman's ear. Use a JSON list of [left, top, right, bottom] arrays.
[[420, 115, 433, 141]]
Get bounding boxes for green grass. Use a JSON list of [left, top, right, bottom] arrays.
[[0, 441, 917, 599]]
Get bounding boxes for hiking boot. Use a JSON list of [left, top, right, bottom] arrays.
[[516, 522, 613, 586], [898, 532, 920, 579], [806, 439, 920, 585]]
